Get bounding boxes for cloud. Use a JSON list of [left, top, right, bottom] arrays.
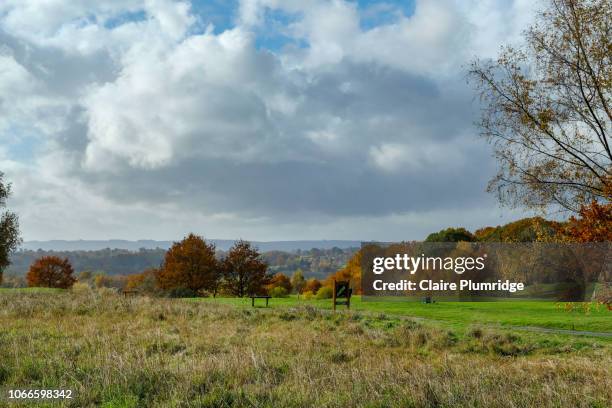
[[0, 0, 538, 241]]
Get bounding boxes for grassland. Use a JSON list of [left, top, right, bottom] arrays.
[[196, 295, 612, 333], [0, 288, 64, 294], [0, 290, 611, 407]]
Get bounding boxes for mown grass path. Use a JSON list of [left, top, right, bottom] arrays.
[[193, 295, 612, 335]]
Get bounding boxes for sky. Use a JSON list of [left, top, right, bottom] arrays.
[[0, 0, 540, 242]]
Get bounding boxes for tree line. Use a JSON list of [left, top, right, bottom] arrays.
[[20, 233, 335, 299], [5, 246, 355, 281]]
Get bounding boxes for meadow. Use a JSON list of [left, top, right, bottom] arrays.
[[196, 295, 612, 334], [0, 290, 610, 407]]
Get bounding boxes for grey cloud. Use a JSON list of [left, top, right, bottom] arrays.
[[0, 30, 117, 98], [0, 0, 529, 240], [47, 54, 492, 218]]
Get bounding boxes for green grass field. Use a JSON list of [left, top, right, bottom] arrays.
[[3, 288, 610, 332], [194, 295, 612, 333]]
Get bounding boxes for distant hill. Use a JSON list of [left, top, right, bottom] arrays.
[[21, 240, 361, 252], [5, 246, 357, 281]]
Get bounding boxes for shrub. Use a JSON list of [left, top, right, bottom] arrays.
[[96, 286, 119, 297], [315, 286, 333, 299], [302, 291, 314, 300], [94, 274, 127, 291], [167, 287, 199, 298], [125, 268, 159, 295], [0, 273, 26, 288], [270, 286, 288, 298], [71, 282, 92, 295]]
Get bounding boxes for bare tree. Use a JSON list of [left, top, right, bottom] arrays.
[[470, 0, 611, 212]]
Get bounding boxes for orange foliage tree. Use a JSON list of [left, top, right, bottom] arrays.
[[27, 256, 76, 288], [125, 268, 159, 293], [266, 272, 292, 293], [558, 201, 612, 242], [303, 278, 322, 294], [156, 233, 220, 293], [558, 181, 612, 242], [325, 250, 362, 294]]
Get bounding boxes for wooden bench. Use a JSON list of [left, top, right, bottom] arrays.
[[250, 295, 271, 307]]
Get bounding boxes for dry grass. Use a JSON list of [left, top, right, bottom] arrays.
[[0, 292, 610, 407]]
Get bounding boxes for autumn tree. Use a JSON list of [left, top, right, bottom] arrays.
[[125, 268, 159, 294], [0, 172, 21, 284], [291, 269, 306, 295], [557, 180, 612, 241], [558, 199, 612, 242], [156, 233, 220, 294], [470, 0, 611, 213], [222, 240, 268, 297], [303, 278, 322, 295], [325, 250, 362, 294], [267, 272, 292, 293], [94, 273, 126, 290], [27, 256, 76, 288], [474, 217, 558, 242], [425, 227, 475, 242]]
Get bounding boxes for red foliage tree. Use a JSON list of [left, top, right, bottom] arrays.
[[559, 201, 612, 242], [222, 240, 268, 297], [27, 256, 76, 288], [558, 181, 612, 242], [156, 233, 220, 293]]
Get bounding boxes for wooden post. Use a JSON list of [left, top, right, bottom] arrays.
[[347, 288, 351, 310], [332, 279, 337, 311]]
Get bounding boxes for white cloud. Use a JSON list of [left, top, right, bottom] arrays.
[[369, 140, 468, 173], [82, 27, 289, 169], [0, 0, 538, 241]]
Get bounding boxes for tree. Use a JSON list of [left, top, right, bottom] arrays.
[[474, 217, 558, 242], [267, 272, 292, 293], [557, 181, 612, 241], [291, 269, 306, 295], [156, 233, 220, 294], [27, 256, 76, 288], [425, 227, 475, 242], [0, 172, 21, 284], [222, 240, 268, 297], [470, 0, 611, 213], [558, 202, 612, 242], [125, 268, 159, 294], [303, 278, 322, 295], [325, 250, 362, 294]]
